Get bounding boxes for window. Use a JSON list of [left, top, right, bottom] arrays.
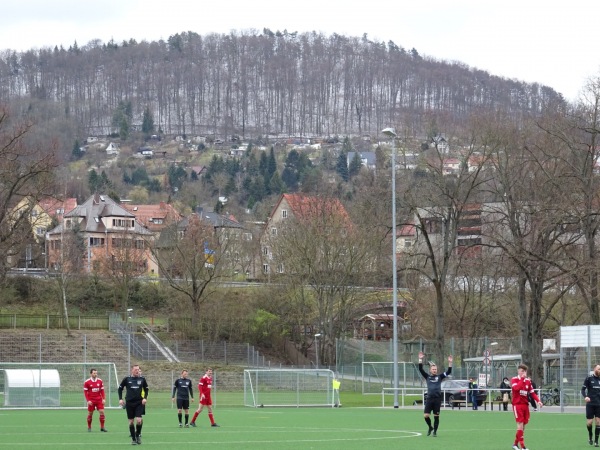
[[56, 208, 64, 215], [30, 209, 37, 217], [152, 218, 163, 225], [89, 237, 105, 247], [271, 227, 277, 236], [276, 263, 284, 273], [263, 264, 270, 274], [243, 232, 253, 241], [112, 218, 134, 228], [135, 240, 145, 249], [281, 209, 288, 219], [404, 239, 412, 248], [263, 247, 269, 256], [35, 227, 46, 236]]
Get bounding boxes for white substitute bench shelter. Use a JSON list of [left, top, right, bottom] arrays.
[[1, 369, 60, 407]]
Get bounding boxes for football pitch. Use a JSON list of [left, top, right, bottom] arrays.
[[0, 401, 587, 449]]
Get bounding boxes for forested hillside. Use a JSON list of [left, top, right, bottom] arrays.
[[0, 29, 566, 139]]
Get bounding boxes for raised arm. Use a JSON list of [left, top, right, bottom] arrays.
[[418, 351, 428, 379]]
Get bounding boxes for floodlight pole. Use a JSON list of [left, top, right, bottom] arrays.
[[382, 127, 399, 408], [314, 333, 322, 369]]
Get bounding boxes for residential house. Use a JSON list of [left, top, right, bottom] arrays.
[[121, 201, 183, 236], [347, 151, 376, 170], [259, 193, 351, 277], [46, 194, 156, 274], [155, 208, 246, 276], [106, 142, 119, 155], [8, 196, 77, 268]]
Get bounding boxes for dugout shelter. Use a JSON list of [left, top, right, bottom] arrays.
[[1, 369, 60, 407]]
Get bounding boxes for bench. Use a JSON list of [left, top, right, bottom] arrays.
[[491, 399, 511, 411], [450, 399, 487, 410]]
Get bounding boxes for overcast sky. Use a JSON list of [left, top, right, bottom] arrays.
[[1, 0, 598, 102]]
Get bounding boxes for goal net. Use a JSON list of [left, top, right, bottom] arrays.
[[244, 369, 335, 407], [0, 362, 119, 409]]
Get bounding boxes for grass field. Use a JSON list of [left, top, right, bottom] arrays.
[[0, 393, 587, 449]]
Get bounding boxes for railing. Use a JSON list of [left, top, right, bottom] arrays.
[[0, 314, 108, 330]]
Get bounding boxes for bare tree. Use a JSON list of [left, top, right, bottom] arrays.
[[0, 106, 58, 280], [397, 129, 491, 364], [151, 214, 231, 326], [269, 195, 372, 365], [482, 113, 578, 380], [97, 228, 152, 311]]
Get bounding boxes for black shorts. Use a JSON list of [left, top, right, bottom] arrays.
[[125, 401, 145, 420], [176, 399, 190, 410], [586, 403, 600, 419], [424, 397, 442, 415]]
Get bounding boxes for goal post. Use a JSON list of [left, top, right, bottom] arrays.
[[244, 368, 335, 407], [0, 362, 119, 409]]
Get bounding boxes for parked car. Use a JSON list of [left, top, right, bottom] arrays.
[[424, 379, 488, 406], [441, 379, 488, 406]]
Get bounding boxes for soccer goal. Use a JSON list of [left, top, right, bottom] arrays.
[[244, 369, 335, 407], [0, 362, 119, 409]]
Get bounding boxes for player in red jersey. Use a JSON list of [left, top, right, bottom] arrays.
[[83, 368, 107, 432], [510, 364, 542, 450], [190, 368, 219, 428]]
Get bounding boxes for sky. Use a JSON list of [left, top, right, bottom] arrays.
[[1, 0, 599, 103]]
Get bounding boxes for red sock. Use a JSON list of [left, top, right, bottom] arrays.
[[516, 429, 524, 447], [100, 415, 105, 428], [208, 412, 215, 425], [191, 411, 199, 423], [87, 415, 92, 428]]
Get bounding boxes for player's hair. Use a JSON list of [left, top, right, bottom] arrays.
[[181, 369, 188, 374], [90, 368, 97, 374], [518, 363, 528, 372]]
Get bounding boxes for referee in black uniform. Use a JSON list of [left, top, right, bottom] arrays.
[[118, 364, 149, 445], [172, 369, 194, 427], [582, 364, 600, 446], [418, 351, 453, 437]]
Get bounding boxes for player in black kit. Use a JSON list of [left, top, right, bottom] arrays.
[[172, 369, 194, 427], [418, 351, 453, 437], [582, 364, 600, 446], [118, 364, 149, 445]]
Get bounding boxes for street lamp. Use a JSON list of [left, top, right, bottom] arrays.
[[314, 334, 322, 369], [382, 127, 399, 408]]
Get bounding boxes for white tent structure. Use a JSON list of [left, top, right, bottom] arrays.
[[2, 369, 60, 407]]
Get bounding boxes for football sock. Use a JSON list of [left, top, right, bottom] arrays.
[[136, 423, 143, 436], [192, 411, 199, 423], [516, 429, 524, 447], [185, 414, 189, 425], [209, 412, 215, 425], [595, 426, 600, 442], [178, 413, 182, 423], [87, 415, 92, 428], [129, 424, 135, 439], [433, 415, 439, 432], [424, 416, 432, 429], [589, 424, 593, 440], [100, 414, 105, 428]]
